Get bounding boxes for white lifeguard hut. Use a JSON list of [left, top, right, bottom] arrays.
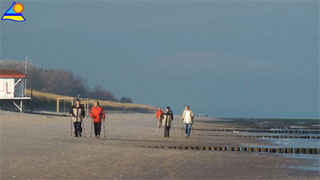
[[0, 70, 31, 112]]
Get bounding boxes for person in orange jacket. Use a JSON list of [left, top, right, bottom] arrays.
[[156, 108, 163, 128], [90, 101, 105, 138]]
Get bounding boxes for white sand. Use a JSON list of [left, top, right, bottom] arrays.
[[0, 110, 318, 179]]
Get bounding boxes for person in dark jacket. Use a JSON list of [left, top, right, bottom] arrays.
[[69, 98, 86, 137], [161, 106, 174, 137]]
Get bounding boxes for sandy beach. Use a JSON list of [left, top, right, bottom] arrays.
[[0, 110, 319, 179]]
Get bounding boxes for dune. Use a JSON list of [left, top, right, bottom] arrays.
[[22, 89, 157, 113]]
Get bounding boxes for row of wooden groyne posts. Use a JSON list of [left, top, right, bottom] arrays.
[[159, 124, 320, 155], [207, 125, 320, 130], [206, 134, 320, 139], [142, 145, 320, 155], [195, 128, 320, 134]]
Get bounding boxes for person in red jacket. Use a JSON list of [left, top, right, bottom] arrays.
[[156, 108, 163, 128], [90, 101, 105, 138]]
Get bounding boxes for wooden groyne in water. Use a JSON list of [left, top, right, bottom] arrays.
[[194, 128, 320, 134], [204, 134, 320, 139], [141, 145, 320, 155]]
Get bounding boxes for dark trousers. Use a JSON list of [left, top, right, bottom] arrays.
[[164, 126, 171, 137], [74, 122, 82, 137], [94, 122, 101, 136]]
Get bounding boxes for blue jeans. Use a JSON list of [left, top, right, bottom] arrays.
[[184, 123, 192, 137]]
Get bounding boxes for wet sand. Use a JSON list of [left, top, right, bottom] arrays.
[[0, 110, 319, 179]]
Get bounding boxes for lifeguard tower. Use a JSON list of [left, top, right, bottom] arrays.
[[0, 70, 31, 112]]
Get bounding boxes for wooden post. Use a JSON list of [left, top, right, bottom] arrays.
[[57, 99, 60, 113], [87, 99, 89, 115], [20, 100, 23, 113]]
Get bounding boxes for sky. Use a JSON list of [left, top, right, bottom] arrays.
[[0, 0, 319, 119]]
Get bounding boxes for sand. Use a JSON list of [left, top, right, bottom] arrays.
[[0, 110, 319, 179]]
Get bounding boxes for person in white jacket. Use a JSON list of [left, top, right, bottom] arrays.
[[182, 105, 194, 138]]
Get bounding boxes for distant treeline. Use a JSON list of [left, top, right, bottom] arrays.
[[0, 60, 132, 103]]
